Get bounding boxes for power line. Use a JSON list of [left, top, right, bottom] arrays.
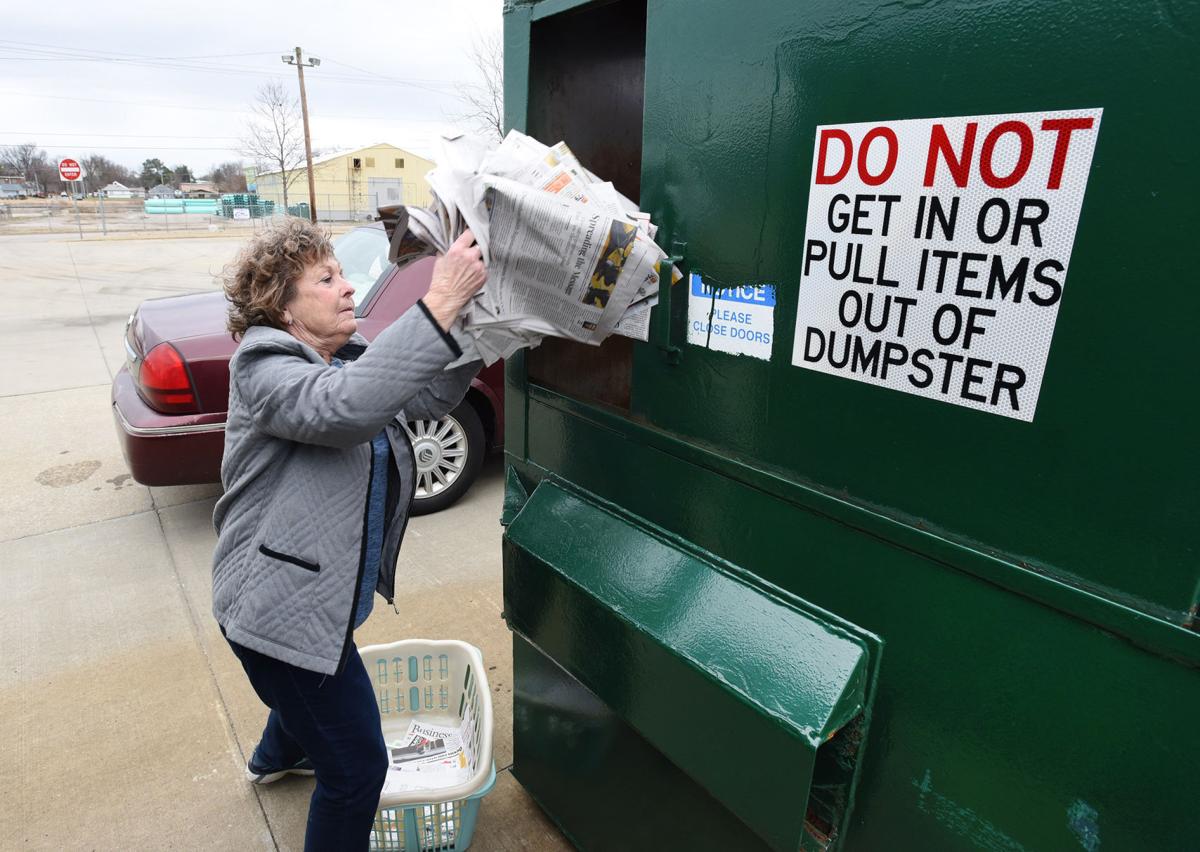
[[34, 40, 460, 85], [0, 89, 257, 115], [0, 55, 462, 93], [0, 43, 288, 72], [0, 52, 302, 81], [2, 131, 241, 139], [0, 40, 463, 92], [4, 140, 431, 153], [0, 56, 297, 86], [311, 56, 465, 88], [0, 38, 280, 62], [0, 39, 459, 81], [16, 143, 244, 151], [0, 90, 458, 124]]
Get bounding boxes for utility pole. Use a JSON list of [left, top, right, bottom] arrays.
[[283, 47, 320, 223]]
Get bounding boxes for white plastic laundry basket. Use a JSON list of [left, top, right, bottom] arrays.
[[360, 639, 495, 852]]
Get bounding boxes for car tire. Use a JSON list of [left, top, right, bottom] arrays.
[[405, 400, 486, 515]]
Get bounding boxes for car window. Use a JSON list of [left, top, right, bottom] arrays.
[[334, 228, 392, 311]]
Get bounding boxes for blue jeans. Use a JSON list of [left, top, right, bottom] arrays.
[[227, 638, 388, 852]]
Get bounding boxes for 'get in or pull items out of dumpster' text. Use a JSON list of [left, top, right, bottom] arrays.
[[791, 108, 1102, 422]]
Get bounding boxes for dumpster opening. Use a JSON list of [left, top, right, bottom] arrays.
[[525, 0, 646, 411], [804, 714, 867, 850]]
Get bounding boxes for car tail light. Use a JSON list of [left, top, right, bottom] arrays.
[[138, 342, 200, 414]]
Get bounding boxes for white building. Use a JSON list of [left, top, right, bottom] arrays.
[[101, 182, 146, 199]]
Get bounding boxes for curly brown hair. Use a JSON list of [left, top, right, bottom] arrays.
[[222, 217, 334, 338]]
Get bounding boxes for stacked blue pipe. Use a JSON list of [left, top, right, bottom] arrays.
[[144, 198, 220, 215]]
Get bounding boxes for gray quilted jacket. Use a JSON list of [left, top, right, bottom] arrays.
[[212, 302, 479, 674]]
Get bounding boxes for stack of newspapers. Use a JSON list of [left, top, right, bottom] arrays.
[[378, 130, 676, 365]]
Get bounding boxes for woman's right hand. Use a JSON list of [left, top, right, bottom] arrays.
[[423, 229, 487, 331]]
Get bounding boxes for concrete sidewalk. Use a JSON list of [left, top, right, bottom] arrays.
[[0, 234, 571, 850]]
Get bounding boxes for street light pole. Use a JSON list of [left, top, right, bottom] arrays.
[[284, 47, 320, 223]]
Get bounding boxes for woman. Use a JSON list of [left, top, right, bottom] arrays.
[[211, 218, 486, 850]]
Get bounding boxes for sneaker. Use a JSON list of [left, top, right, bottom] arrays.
[[245, 754, 316, 785]]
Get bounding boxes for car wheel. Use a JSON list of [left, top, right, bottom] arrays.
[[405, 400, 485, 515]]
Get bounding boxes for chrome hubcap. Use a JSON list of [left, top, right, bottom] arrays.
[[404, 416, 467, 499]]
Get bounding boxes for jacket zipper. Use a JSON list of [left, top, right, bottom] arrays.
[[385, 427, 419, 611], [336, 440, 374, 675]]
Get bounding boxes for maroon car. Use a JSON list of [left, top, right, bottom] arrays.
[[111, 225, 504, 514]]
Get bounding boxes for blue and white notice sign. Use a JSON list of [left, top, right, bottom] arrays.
[[686, 274, 776, 360]]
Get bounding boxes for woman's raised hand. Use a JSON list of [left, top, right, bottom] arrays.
[[423, 229, 487, 331]]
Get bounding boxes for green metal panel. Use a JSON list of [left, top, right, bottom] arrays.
[[632, 0, 1200, 620], [508, 398, 1200, 850], [503, 0, 1200, 848], [511, 634, 776, 852], [504, 480, 880, 850]]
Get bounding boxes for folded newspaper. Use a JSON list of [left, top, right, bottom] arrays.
[[383, 719, 472, 795], [378, 129, 678, 366]]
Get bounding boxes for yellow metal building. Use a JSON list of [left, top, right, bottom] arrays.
[[253, 143, 435, 220]]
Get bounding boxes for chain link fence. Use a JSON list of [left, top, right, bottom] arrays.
[[0, 192, 399, 238], [269, 190, 416, 222]]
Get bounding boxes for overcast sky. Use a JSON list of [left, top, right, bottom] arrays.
[[1, 0, 504, 176]]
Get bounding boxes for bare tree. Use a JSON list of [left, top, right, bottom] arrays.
[[205, 160, 248, 193], [1, 143, 50, 194], [456, 33, 504, 142], [82, 154, 138, 190], [241, 81, 307, 208]]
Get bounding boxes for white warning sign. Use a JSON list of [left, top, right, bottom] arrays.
[[687, 274, 775, 360], [791, 108, 1102, 421]]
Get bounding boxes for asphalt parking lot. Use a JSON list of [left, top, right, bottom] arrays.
[[0, 231, 571, 851]]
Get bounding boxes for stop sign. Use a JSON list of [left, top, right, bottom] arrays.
[[58, 158, 83, 182]]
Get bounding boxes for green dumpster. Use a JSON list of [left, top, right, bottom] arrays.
[[500, 0, 1199, 850]]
